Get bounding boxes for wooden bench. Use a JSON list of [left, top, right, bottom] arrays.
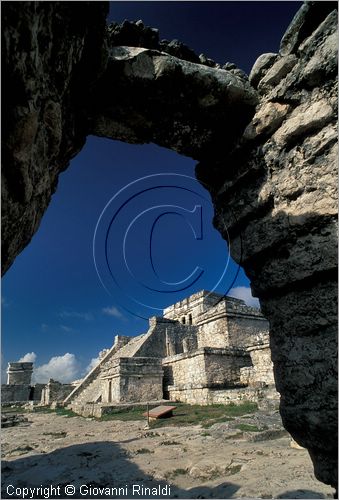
[[143, 405, 177, 420]]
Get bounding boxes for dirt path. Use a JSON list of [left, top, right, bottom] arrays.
[[1, 411, 334, 499]]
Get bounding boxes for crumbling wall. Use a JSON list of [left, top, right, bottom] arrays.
[[163, 290, 226, 324], [6, 362, 33, 385], [1, 384, 31, 403], [40, 380, 74, 405], [240, 344, 275, 387], [31, 384, 45, 402], [167, 385, 279, 407], [164, 292, 270, 349], [136, 317, 198, 358]]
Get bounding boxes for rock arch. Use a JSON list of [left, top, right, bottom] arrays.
[[2, 1, 337, 491]]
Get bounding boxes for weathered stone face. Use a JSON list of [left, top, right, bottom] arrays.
[[1, 1, 109, 275], [100, 357, 163, 404], [88, 46, 257, 159], [2, 1, 337, 491], [196, 3, 338, 489], [7, 362, 33, 385], [40, 380, 74, 406]]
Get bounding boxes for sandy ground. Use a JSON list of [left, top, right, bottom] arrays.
[[1, 410, 335, 499]]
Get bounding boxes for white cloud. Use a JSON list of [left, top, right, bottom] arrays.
[[86, 356, 100, 373], [32, 353, 80, 384], [60, 325, 77, 333], [18, 352, 37, 363], [229, 286, 260, 308], [102, 306, 122, 318], [59, 310, 93, 321], [84, 347, 111, 375]]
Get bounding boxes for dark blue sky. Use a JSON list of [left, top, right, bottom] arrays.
[[2, 2, 302, 382]]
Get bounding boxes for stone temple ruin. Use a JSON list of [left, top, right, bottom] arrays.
[[2, 362, 77, 406], [2, 291, 278, 416], [2, 362, 42, 403]]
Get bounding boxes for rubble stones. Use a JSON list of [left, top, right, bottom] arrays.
[[1, 413, 28, 428]]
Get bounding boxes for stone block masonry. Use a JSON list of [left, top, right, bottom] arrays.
[[2, 363, 47, 403], [63, 291, 275, 409], [162, 347, 253, 395], [1, 385, 31, 403], [100, 357, 163, 403]]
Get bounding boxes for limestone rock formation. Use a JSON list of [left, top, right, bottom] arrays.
[[196, 2, 338, 489], [2, 1, 338, 491], [89, 45, 257, 159], [2, 1, 109, 275]]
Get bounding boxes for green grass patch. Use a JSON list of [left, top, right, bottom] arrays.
[[222, 401, 258, 416], [96, 401, 258, 428], [235, 423, 262, 432], [3, 405, 76, 418], [29, 406, 54, 413], [100, 406, 145, 421], [55, 408, 76, 417], [5, 402, 258, 428], [201, 416, 234, 428], [151, 401, 258, 429], [166, 468, 187, 479], [30, 406, 76, 417], [229, 432, 244, 439]]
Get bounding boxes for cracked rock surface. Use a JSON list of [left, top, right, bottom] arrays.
[[2, 1, 109, 275], [1, 410, 334, 498]]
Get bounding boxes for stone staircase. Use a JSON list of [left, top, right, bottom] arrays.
[[64, 333, 148, 405], [114, 333, 147, 358]]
